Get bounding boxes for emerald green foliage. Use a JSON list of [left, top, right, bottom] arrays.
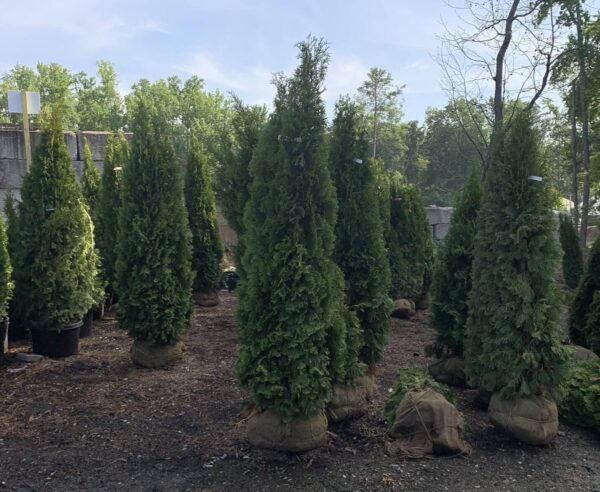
[[570, 238, 600, 348], [388, 174, 435, 301], [116, 94, 193, 345], [185, 139, 223, 294], [0, 216, 13, 320], [559, 360, 600, 431], [13, 107, 99, 330], [215, 97, 267, 236], [383, 368, 455, 425], [237, 37, 354, 418], [97, 134, 127, 293], [372, 158, 392, 243], [4, 193, 24, 332], [81, 139, 101, 225], [583, 291, 600, 354], [330, 97, 392, 367], [558, 214, 584, 289], [429, 169, 482, 357], [465, 111, 569, 399]]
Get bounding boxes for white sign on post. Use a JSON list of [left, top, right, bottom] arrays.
[[8, 91, 41, 114]]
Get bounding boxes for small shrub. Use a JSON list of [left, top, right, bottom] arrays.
[[559, 360, 600, 431]]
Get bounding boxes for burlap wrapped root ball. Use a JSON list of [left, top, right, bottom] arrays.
[[386, 388, 471, 458], [246, 410, 328, 453], [488, 394, 558, 445]]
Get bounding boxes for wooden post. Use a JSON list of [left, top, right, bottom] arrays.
[[21, 90, 32, 172]]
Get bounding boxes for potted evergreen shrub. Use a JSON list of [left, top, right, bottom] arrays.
[[4, 192, 26, 341], [97, 133, 128, 309], [237, 38, 354, 451], [0, 215, 13, 355], [14, 107, 99, 357], [330, 97, 391, 381], [184, 138, 223, 307], [116, 93, 193, 368], [80, 138, 104, 334], [465, 111, 569, 445]]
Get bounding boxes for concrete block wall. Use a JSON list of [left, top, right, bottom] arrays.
[[426, 206, 454, 241], [0, 128, 132, 212]]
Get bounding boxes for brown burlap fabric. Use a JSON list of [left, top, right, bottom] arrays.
[[130, 340, 185, 368], [428, 356, 468, 388], [246, 410, 328, 453], [488, 394, 558, 445], [386, 388, 471, 458], [326, 384, 366, 423], [355, 373, 377, 401]]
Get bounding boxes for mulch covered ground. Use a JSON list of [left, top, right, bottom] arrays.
[[1, 292, 599, 491]]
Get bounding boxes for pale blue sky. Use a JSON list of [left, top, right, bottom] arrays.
[[1, 0, 464, 121]]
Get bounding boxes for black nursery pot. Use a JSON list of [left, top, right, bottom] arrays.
[[80, 310, 94, 338], [31, 320, 82, 357]]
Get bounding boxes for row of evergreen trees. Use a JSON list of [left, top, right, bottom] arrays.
[[5, 94, 224, 357], [429, 110, 600, 406]]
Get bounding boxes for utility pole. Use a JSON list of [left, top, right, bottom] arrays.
[[8, 90, 41, 172]]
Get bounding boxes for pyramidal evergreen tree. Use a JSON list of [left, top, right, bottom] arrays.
[[330, 97, 391, 369], [97, 133, 128, 299], [388, 174, 434, 302], [4, 192, 25, 340], [185, 137, 223, 302], [570, 237, 600, 350], [237, 38, 355, 424], [13, 104, 98, 336], [558, 214, 584, 290], [0, 215, 12, 323], [429, 168, 482, 358], [465, 111, 569, 399], [116, 94, 193, 359], [81, 138, 101, 225]]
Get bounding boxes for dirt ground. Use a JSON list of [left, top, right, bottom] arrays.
[[1, 292, 599, 492]]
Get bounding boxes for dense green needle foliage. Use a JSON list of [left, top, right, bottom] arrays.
[[558, 214, 584, 290], [97, 134, 128, 293], [429, 169, 482, 357], [388, 174, 434, 301], [236, 38, 355, 418], [185, 139, 223, 294], [465, 112, 569, 399], [570, 238, 600, 350], [13, 108, 99, 330], [4, 193, 23, 332], [116, 96, 193, 345], [330, 97, 391, 368], [0, 215, 12, 321], [559, 360, 600, 431], [80, 139, 101, 225]]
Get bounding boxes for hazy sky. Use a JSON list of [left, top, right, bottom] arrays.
[[2, 0, 467, 121]]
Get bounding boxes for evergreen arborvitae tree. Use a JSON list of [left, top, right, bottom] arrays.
[[429, 169, 482, 357], [185, 138, 223, 295], [237, 38, 354, 418], [559, 214, 584, 289], [13, 108, 98, 330], [0, 215, 12, 321], [81, 138, 101, 225], [330, 97, 391, 369], [570, 237, 600, 349], [388, 174, 434, 301], [465, 112, 569, 399], [4, 192, 24, 338], [116, 95, 193, 345], [97, 134, 128, 295]]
